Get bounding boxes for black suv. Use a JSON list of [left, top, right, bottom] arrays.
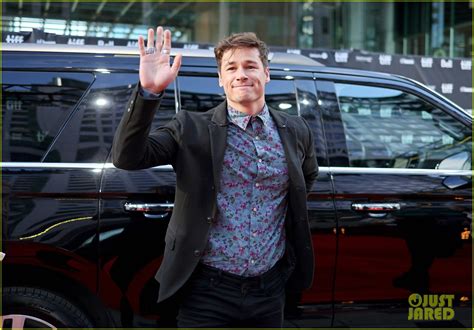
[[2, 43, 472, 328]]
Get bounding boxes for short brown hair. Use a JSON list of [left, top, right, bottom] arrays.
[[214, 32, 269, 70]]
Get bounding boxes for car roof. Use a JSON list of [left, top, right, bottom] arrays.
[[3, 43, 397, 80], [3, 43, 470, 121]]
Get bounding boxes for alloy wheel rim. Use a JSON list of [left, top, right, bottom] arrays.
[[1, 314, 57, 329]]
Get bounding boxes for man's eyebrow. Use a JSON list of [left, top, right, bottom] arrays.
[[223, 59, 259, 66]]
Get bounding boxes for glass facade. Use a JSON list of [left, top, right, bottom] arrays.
[[2, 1, 471, 58]]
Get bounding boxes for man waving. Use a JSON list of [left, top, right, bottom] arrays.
[[112, 26, 318, 327]]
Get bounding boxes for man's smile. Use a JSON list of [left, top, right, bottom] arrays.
[[233, 84, 253, 88]]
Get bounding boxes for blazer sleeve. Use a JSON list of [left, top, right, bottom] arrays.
[[301, 117, 319, 193], [112, 84, 181, 170]]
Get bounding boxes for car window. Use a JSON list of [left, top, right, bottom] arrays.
[[178, 76, 225, 112], [296, 80, 328, 166], [334, 83, 472, 169], [150, 82, 177, 130], [44, 75, 176, 163], [2, 71, 93, 162], [266, 79, 298, 116], [178, 75, 298, 116]]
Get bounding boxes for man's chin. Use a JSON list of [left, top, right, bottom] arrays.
[[233, 99, 255, 106]]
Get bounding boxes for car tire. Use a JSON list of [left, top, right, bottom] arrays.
[[2, 287, 94, 329]]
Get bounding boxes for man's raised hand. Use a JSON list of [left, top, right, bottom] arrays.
[[138, 26, 182, 94]]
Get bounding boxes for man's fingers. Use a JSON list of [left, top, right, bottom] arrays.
[[147, 28, 154, 48], [156, 26, 164, 52], [171, 54, 182, 76], [163, 29, 172, 52], [138, 36, 146, 57]]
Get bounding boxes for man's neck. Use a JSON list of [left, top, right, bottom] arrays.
[[227, 99, 265, 116]]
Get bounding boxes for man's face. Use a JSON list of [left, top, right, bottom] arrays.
[[218, 47, 270, 109]]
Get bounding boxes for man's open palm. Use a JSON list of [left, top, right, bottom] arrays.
[[138, 26, 182, 94]]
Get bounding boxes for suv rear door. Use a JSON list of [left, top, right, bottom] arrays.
[[2, 51, 108, 325], [98, 72, 178, 326]]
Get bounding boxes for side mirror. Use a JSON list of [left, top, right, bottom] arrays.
[[436, 151, 471, 170]]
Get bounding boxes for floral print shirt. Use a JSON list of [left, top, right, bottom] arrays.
[[201, 105, 289, 276]]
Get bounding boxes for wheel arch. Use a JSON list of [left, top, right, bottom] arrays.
[[2, 263, 116, 327]]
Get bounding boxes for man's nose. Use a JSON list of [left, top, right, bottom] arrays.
[[235, 67, 248, 80]]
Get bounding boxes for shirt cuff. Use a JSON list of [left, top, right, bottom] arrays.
[[139, 86, 164, 99]]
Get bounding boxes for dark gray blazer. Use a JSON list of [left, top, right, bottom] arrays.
[[112, 86, 318, 303]]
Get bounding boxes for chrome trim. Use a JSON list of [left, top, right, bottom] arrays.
[[124, 202, 173, 219], [144, 213, 170, 219], [1, 162, 173, 171], [1, 163, 470, 176], [2, 43, 215, 57], [1, 162, 104, 169], [367, 213, 389, 218], [352, 203, 401, 212], [124, 202, 174, 211], [329, 167, 472, 176]]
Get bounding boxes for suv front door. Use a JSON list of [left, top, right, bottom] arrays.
[[177, 68, 338, 327], [316, 77, 472, 327]]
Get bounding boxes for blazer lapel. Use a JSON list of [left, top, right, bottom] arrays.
[[269, 108, 300, 187], [209, 102, 229, 191]]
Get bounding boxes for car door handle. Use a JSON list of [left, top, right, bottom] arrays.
[[124, 202, 174, 219], [351, 203, 401, 212]]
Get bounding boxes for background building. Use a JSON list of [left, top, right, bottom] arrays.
[[2, 1, 472, 58], [2, 1, 472, 111]]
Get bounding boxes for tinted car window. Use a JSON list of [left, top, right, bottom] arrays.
[[335, 83, 472, 169], [2, 71, 93, 162], [44, 76, 176, 163], [178, 75, 298, 116], [296, 80, 328, 166], [266, 79, 298, 116], [151, 82, 177, 129], [178, 76, 225, 112]]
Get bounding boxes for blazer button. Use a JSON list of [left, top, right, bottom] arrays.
[[206, 216, 213, 224], [193, 250, 201, 257]]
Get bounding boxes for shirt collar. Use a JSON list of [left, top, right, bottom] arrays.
[[227, 104, 271, 131]]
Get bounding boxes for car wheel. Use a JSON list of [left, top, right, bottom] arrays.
[[1, 287, 94, 329]]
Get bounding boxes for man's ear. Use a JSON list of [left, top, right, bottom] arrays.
[[265, 67, 270, 83], [218, 71, 223, 87]]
